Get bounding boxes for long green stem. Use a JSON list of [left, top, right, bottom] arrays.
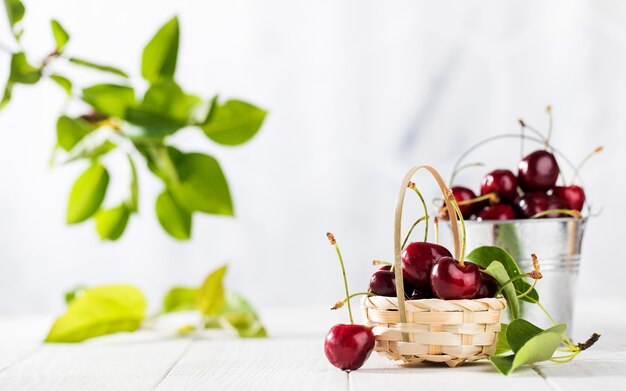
[[327, 233, 353, 324], [332, 292, 375, 310], [497, 273, 529, 296], [448, 194, 467, 265], [530, 209, 580, 219], [516, 279, 537, 299], [401, 216, 427, 250], [409, 186, 429, 241]]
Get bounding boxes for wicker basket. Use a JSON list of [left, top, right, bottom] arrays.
[[361, 165, 507, 367]]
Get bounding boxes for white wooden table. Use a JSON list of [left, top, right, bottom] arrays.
[[1, 300, 624, 390]]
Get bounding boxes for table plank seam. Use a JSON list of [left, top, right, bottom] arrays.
[[152, 338, 195, 390], [0, 345, 42, 375]]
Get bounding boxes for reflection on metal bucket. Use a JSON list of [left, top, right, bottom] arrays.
[[464, 217, 587, 329]]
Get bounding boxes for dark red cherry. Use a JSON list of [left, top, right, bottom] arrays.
[[449, 186, 482, 219], [324, 324, 375, 371], [430, 257, 482, 299], [368, 270, 396, 297], [402, 242, 452, 293], [545, 196, 568, 217], [513, 192, 549, 218], [408, 288, 431, 300], [378, 264, 391, 271], [480, 169, 518, 201], [476, 204, 516, 221], [518, 150, 560, 192], [553, 185, 586, 211], [472, 272, 499, 298]]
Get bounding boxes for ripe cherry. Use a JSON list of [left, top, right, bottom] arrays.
[[430, 257, 482, 299], [324, 324, 375, 371], [476, 204, 516, 221], [368, 270, 396, 297], [472, 272, 499, 298], [402, 242, 452, 294], [450, 186, 482, 219], [553, 185, 585, 211], [513, 192, 549, 218], [480, 169, 518, 201], [518, 150, 560, 192]]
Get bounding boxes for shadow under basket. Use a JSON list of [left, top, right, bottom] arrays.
[[361, 296, 507, 367]]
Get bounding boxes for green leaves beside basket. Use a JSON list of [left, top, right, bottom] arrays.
[[1, 1, 267, 240], [45, 265, 267, 343], [467, 246, 598, 375]]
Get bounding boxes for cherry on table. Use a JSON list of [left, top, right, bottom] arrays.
[[476, 204, 516, 221], [324, 324, 375, 371], [480, 169, 518, 201], [518, 150, 560, 192], [430, 257, 482, 300], [554, 185, 586, 211], [402, 242, 452, 294]]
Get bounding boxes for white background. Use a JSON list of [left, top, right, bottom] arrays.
[[0, 0, 624, 315]]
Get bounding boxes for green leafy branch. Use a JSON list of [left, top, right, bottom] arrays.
[[45, 264, 266, 343], [467, 246, 600, 375], [1, 0, 267, 240]]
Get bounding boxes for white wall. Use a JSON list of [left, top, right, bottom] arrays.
[[0, 0, 624, 314]]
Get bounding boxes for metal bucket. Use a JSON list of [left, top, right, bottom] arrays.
[[464, 218, 587, 328]]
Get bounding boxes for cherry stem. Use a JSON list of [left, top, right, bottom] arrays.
[[332, 292, 374, 310], [401, 216, 428, 250], [449, 161, 484, 185], [516, 279, 538, 300], [572, 146, 603, 184], [523, 294, 578, 350], [372, 260, 391, 266], [408, 183, 429, 241], [530, 209, 581, 219], [326, 232, 353, 324], [495, 273, 530, 296], [447, 191, 466, 266], [457, 192, 498, 206], [545, 105, 553, 148], [434, 217, 439, 244]]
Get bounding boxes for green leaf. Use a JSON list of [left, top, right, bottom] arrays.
[[201, 100, 267, 146], [82, 84, 135, 118], [45, 285, 147, 343], [155, 190, 191, 240], [219, 291, 267, 338], [142, 79, 201, 123], [170, 152, 234, 216], [479, 260, 520, 320], [491, 322, 567, 375], [495, 323, 510, 355], [141, 16, 179, 83], [10, 52, 41, 84], [64, 140, 116, 163], [127, 156, 139, 212], [162, 286, 198, 313], [197, 265, 227, 316], [56, 115, 95, 151], [95, 204, 130, 240], [67, 162, 109, 224], [50, 19, 69, 51], [124, 108, 185, 140], [68, 57, 129, 78], [467, 246, 538, 303], [507, 319, 545, 353], [0, 81, 13, 110], [3, 0, 25, 39], [49, 74, 72, 95]]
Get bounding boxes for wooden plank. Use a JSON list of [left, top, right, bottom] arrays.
[[0, 337, 191, 391], [350, 352, 553, 391], [156, 338, 347, 390]]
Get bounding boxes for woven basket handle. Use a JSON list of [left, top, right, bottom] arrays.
[[392, 166, 461, 328]]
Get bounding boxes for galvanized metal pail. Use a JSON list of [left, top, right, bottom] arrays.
[[464, 218, 587, 328]]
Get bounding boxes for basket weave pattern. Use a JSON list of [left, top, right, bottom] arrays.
[[361, 165, 507, 367], [362, 296, 506, 367]]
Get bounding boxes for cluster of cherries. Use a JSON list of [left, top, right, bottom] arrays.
[[449, 147, 596, 221]]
